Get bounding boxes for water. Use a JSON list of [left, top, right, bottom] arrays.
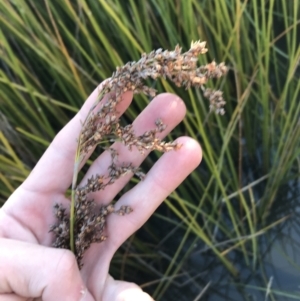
[[125, 179, 300, 301]]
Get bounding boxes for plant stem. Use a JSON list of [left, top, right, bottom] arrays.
[[70, 160, 80, 253], [69, 94, 105, 253]]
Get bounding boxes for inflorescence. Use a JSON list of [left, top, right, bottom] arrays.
[[50, 41, 227, 268]]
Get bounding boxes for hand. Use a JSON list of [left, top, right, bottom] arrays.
[[0, 86, 202, 301]]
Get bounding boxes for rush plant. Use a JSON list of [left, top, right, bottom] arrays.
[[49, 41, 227, 267]]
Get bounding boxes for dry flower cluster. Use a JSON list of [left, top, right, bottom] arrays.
[[50, 41, 227, 268]]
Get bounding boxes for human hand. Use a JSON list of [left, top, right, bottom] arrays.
[[0, 86, 202, 301]]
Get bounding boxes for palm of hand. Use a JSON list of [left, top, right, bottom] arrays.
[[0, 89, 201, 301]]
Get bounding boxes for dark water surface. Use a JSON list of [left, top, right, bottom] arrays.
[[125, 179, 300, 301], [200, 182, 300, 301]]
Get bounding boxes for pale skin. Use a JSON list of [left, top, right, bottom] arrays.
[[0, 85, 202, 301]]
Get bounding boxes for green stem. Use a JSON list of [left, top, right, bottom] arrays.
[[70, 161, 80, 253], [69, 91, 106, 253]]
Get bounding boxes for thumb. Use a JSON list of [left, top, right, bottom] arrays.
[[102, 275, 154, 301], [0, 238, 95, 301]]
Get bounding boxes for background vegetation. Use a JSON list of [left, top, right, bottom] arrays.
[[0, 1, 299, 300]]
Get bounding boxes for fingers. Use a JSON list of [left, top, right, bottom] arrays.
[[81, 137, 201, 273], [23, 84, 133, 193], [78, 93, 187, 204], [0, 238, 95, 301], [106, 137, 202, 252]]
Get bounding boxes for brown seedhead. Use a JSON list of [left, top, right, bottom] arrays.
[[50, 41, 227, 268]]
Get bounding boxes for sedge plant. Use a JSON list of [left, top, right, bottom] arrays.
[[49, 41, 228, 267]]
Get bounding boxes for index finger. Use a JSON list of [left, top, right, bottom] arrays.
[[22, 84, 133, 193]]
